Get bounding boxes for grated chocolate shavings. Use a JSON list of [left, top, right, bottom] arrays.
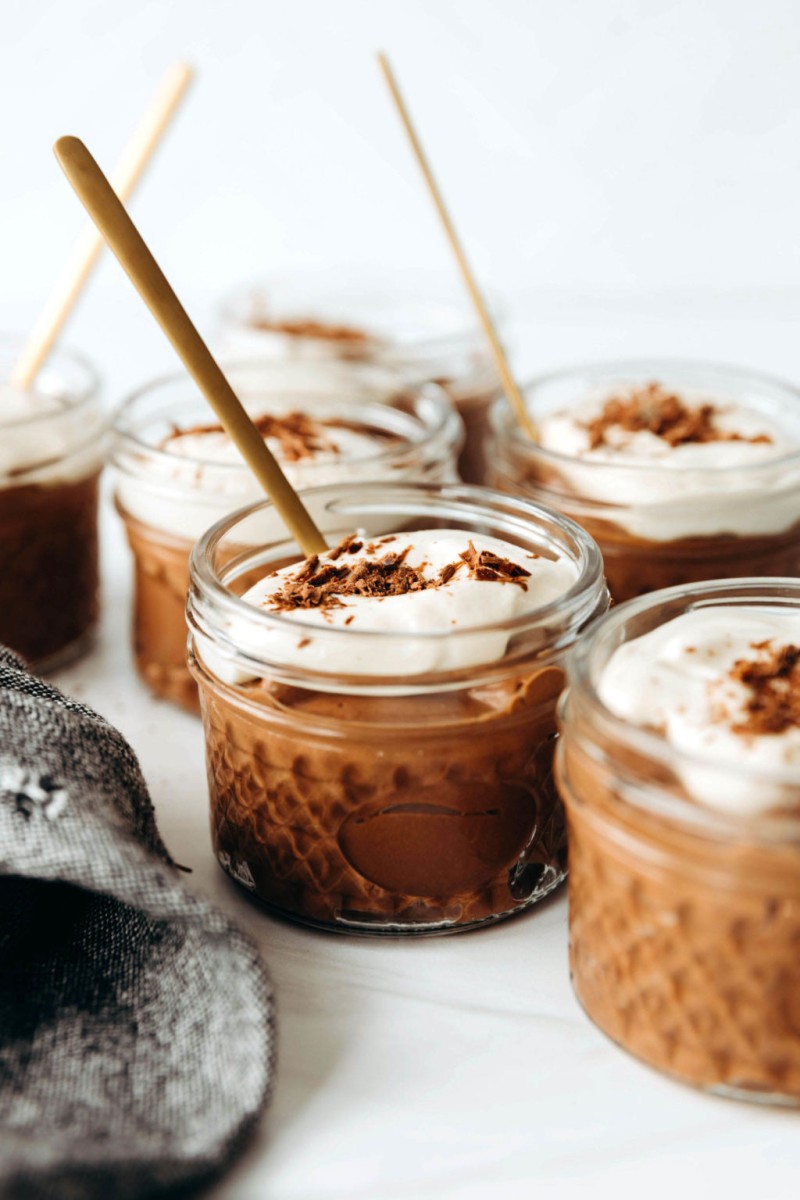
[[249, 316, 374, 343], [727, 643, 800, 736], [265, 538, 430, 611], [584, 382, 773, 450], [164, 410, 338, 462], [458, 540, 531, 589], [163, 411, 398, 463], [263, 535, 532, 612], [328, 536, 363, 560]]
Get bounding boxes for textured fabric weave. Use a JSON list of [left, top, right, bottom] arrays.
[[0, 647, 275, 1199]]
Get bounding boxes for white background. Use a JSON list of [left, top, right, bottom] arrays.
[[4, 3, 800, 1198], [3, 0, 800, 395]]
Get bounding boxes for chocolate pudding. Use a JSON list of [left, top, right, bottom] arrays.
[[120, 511, 195, 708], [218, 277, 504, 483], [203, 662, 568, 928], [0, 343, 104, 668], [0, 474, 100, 665], [113, 361, 461, 710], [557, 579, 800, 1103], [486, 363, 800, 601], [187, 483, 607, 934]]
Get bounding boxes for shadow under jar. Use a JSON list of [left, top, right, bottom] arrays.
[[0, 338, 105, 668], [485, 360, 800, 601], [113, 359, 462, 711], [186, 482, 607, 935], [218, 273, 504, 484], [557, 578, 800, 1104]]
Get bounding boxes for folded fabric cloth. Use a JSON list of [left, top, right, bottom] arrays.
[[0, 647, 275, 1199]]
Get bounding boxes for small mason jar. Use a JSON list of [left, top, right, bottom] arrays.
[[218, 274, 504, 484], [486, 360, 800, 601], [557, 578, 800, 1104], [0, 337, 105, 668], [113, 360, 462, 710], [186, 482, 607, 935]]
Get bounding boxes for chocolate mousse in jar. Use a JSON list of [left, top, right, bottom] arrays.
[[486, 360, 800, 601], [0, 337, 105, 668], [558, 577, 800, 1103], [113, 360, 461, 711], [187, 482, 607, 934], [218, 274, 504, 484]]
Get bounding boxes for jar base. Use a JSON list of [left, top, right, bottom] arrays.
[[34, 625, 98, 675], [218, 858, 566, 937], [573, 988, 800, 1108]]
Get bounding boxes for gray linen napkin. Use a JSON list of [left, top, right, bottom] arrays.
[[0, 647, 275, 1199]]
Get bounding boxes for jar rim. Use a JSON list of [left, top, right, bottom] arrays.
[[566, 576, 800, 813], [217, 271, 505, 364], [113, 358, 461, 473], [188, 481, 607, 689], [491, 357, 800, 479], [0, 334, 101, 432]]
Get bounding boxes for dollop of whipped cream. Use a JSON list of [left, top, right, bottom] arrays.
[[539, 382, 787, 465], [535, 382, 800, 540], [116, 410, 398, 540], [203, 529, 578, 684], [598, 606, 800, 814]]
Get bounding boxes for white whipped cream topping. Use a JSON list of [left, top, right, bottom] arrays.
[[116, 415, 409, 541], [598, 606, 800, 814], [217, 313, 495, 399], [163, 420, 381, 468], [0, 383, 101, 485], [536, 389, 800, 540], [201, 529, 578, 685]]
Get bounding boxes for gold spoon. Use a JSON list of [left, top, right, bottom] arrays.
[[54, 135, 327, 557]]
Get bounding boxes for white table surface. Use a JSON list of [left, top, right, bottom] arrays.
[[51, 307, 800, 1197], [4, 1, 800, 1189]]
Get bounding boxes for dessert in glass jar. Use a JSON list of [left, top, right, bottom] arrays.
[[187, 481, 607, 935], [0, 337, 105, 668], [486, 361, 800, 601], [217, 273, 504, 484], [558, 577, 800, 1103], [113, 359, 461, 710]]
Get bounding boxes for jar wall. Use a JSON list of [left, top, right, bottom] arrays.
[[217, 280, 502, 484], [486, 361, 800, 601], [113, 364, 462, 709], [0, 472, 101, 667], [560, 731, 800, 1103], [187, 481, 607, 935], [0, 339, 104, 668], [195, 666, 568, 933], [557, 579, 800, 1103]]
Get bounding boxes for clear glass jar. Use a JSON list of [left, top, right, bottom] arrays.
[[218, 274, 504, 484], [0, 337, 105, 668], [187, 482, 607, 935], [557, 577, 800, 1104], [113, 359, 462, 710], [486, 360, 800, 601]]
